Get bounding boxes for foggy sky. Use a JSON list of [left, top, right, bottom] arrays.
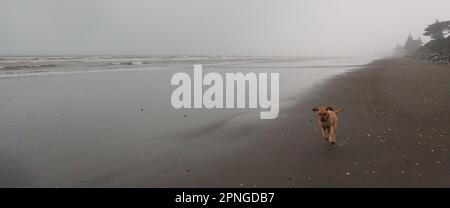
[[1, 0, 450, 56]]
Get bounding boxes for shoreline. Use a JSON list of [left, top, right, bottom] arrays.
[[2, 57, 450, 187], [138, 57, 450, 188], [0, 56, 367, 187]]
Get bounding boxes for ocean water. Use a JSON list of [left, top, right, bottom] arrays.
[[0, 56, 372, 78]]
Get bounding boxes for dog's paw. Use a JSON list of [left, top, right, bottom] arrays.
[[330, 141, 336, 146]]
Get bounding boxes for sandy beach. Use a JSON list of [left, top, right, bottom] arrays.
[[1, 57, 450, 187], [133, 57, 450, 188]]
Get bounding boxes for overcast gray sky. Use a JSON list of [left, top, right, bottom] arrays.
[[1, 0, 449, 56]]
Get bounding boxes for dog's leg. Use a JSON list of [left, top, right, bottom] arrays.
[[321, 128, 329, 141], [326, 128, 331, 141], [329, 126, 336, 145]]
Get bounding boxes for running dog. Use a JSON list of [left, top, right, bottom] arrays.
[[312, 106, 344, 146]]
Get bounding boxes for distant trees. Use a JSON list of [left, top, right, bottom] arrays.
[[404, 34, 423, 52], [415, 20, 450, 64], [423, 20, 450, 40], [420, 37, 450, 55], [396, 19, 450, 64]]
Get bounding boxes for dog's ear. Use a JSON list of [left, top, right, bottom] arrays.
[[326, 106, 334, 111], [312, 107, 319, 112]]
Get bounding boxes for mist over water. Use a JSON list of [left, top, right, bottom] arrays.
[[1, 0, 450, 57]]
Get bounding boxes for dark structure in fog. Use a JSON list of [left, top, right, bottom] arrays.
[[404, 34, 423, 53], [393, 34, 422, 55]]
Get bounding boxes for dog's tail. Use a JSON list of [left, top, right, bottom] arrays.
[[334, 108, 344, 114]]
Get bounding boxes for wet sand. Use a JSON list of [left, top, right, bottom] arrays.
[[140, 57, 450, 188], [1, 57, 449, 187]]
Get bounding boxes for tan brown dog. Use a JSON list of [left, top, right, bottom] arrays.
[[312, 106, 344, 146]]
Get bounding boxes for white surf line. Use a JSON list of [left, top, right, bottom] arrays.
[[0, 59, 264, 79], [0, 65, 173, 79]]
